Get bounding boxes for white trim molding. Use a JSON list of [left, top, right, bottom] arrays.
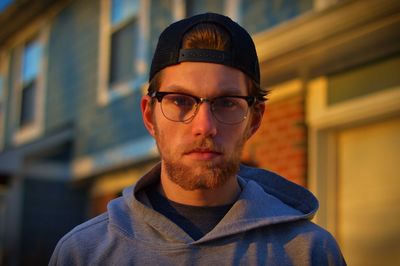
[[90, 159, 156, 197], [252, 0, 400, 87], [72, 135, 158, 179], [307, 78, 400, 129], [225, 0, 242, 23], [253, 0, 400, 63], [172, 0, 185, 21]]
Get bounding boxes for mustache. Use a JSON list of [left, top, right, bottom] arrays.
[[183, 139, 224, 154]]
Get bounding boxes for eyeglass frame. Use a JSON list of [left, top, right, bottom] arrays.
[[149, 91, 257, 124]]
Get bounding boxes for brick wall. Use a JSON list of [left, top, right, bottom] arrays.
[[242, 94, 307, 186]]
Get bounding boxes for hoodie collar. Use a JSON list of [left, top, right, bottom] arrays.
[[110, 163, 318, 245]]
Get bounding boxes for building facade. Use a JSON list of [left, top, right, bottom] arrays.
[[0, 0, 399, 265]]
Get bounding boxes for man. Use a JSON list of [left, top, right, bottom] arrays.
[[50, 13, 346, 265]]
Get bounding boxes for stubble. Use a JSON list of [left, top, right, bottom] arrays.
[[154, 127, 246, 191]]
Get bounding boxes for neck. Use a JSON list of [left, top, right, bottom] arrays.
[[158, 167, 241, 207]]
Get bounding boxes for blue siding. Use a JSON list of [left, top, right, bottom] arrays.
[[44, 0, 153, 157], [44, 0, 151, 157], [46, 0, 100, 136], [71, 0, 178, 157], [150, 0, 175, 59], [241, 0, 313, 34], [78, 91, 148, 155], [186, 0, 225, 16]]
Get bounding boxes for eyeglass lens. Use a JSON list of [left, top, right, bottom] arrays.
[[160, 94, 249, 124]]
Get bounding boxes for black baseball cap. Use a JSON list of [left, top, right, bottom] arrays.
[[149, 12, 260, 85]]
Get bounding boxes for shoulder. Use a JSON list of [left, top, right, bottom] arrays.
[[49, 213, 110, 265], [282, 220, 346, 265], [63, 212, 109, 242]]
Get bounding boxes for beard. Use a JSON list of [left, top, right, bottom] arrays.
[[154, 127, 246, 191]]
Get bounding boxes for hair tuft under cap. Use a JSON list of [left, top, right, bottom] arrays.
[[149, 13, 260, 85]]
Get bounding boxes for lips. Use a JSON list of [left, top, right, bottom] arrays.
[[184, 148, 222, 160]]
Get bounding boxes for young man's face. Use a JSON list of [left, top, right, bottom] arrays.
[[142, 62, 264, 190]]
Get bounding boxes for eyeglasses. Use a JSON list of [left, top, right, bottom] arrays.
[[150, 91, 256, 124]]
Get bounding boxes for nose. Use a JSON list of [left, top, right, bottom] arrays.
[[191, 102, 218, 137]]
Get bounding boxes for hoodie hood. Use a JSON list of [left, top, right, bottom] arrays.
[[238, 164, 318, 219], [51, 163, 346, 266], [107, 163, 318, 246]]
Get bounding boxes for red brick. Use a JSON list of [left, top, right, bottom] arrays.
[[242, 94, 307, 186]]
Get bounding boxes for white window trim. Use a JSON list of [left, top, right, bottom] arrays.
[[172, 0, 185, 21], [98, 0, 150, 106], [72, 135, 157, 179], [225, 0, 242, 23], [306, 77, 400, 235], [12, 26, 49, 146], [0, 52, 9, 150]]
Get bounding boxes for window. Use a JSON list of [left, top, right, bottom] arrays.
[[109, 0, 139, 86], [13, 28, 48, 145], [19, 40, 42, 128], [98, 0, 150, 105]]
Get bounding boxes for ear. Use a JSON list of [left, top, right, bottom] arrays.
[[246, 102, 265, 140], [141, 95, 156, 137]]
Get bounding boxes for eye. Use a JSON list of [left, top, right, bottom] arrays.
[[165, 94, 195, 108], [215, 97, 241, 109]]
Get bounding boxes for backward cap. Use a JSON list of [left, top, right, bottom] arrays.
[[149, 12, 260, 85]]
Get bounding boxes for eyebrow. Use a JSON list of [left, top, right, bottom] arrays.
[[159, 85, 192, 94], [159, 84, 245, 96]]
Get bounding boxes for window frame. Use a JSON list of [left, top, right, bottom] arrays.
[[97, 0, 150, 106], [12, 26, 49, 145]]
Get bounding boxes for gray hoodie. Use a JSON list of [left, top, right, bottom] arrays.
[[50, 164, 346, 265]]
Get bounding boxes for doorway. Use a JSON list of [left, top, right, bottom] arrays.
[[337, 117, 400, 265]]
